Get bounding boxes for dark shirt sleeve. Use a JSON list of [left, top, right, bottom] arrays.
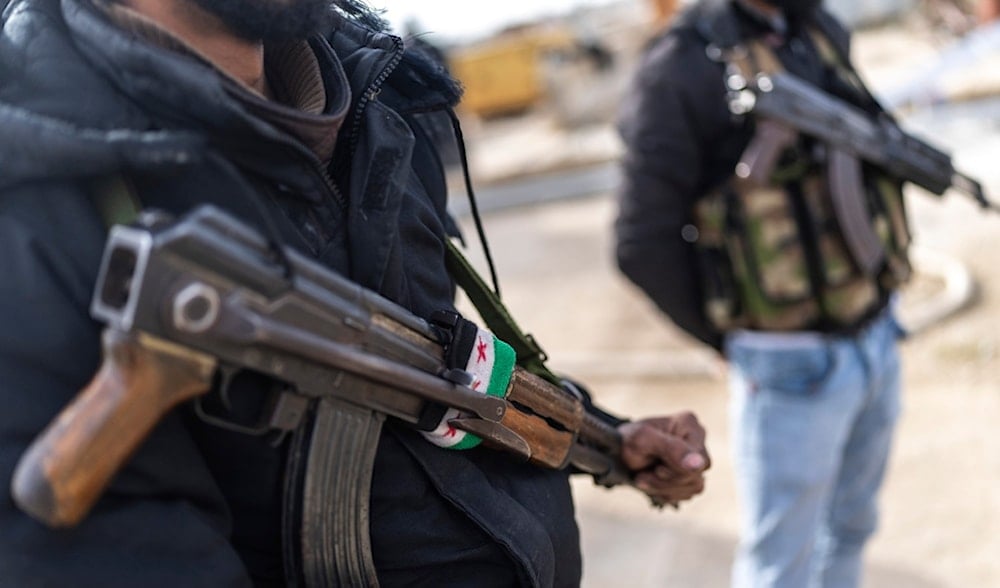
[[0, 183, 252, 588], [613, 32, 731, 351]]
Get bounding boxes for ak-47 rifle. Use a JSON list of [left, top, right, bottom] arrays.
[[734, 69, 996, 273], [11, 205, 636, 530], [744, 70, 992, 206]]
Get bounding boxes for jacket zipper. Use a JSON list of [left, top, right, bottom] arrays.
[[346, 35, 404, 162], [313, 35, 404, 209], [314, 158, 346, 209], [283, 36, 406, 218]]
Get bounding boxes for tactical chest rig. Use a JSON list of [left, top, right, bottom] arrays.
[[692, 23, 912, 332]]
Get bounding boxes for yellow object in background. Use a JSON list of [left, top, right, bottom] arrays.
[[452, 40, 541, 118], [451, 28, 575, 119]]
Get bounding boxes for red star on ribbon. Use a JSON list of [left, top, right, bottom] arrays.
[[444, 425, 457, 438], [476, 337, 488, 362]]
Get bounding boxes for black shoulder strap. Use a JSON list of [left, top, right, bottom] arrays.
[[811, 11, 853, 64], [807, 18, 888, 115]]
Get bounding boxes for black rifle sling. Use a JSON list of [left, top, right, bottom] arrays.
[[444, 239, 560, 385], [91, 176, 380, 588], [809, 15, 887, 114]]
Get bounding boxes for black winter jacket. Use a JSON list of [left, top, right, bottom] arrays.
[[614, 0, 859, 351], [0, 1, 580, 586]]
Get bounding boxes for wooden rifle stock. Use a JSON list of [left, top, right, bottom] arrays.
[[500, 368, 582, 468], [11, 329, 215, 527], [501, 368, 629, 486]]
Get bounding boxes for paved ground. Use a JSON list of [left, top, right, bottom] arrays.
[[449, 19, 1000, 588]]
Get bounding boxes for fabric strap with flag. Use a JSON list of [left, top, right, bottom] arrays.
[[421, 326, 516, 450]]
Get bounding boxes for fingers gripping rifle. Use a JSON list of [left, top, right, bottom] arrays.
[[11, 205, 630, 529]]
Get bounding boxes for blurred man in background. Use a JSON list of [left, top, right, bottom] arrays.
[[615, 0, 908, 586]]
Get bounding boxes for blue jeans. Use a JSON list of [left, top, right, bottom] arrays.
[[727, 310, 903, 588]]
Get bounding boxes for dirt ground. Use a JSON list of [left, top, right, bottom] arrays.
[[455, 175, 1000, 586]]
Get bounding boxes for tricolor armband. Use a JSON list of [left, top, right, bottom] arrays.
[[422, 324, 516, 450]]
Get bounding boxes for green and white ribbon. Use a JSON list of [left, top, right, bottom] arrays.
[[422, 328, 515, 450]]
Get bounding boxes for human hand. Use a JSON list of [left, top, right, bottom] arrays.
[[617, 411, 710, 507]]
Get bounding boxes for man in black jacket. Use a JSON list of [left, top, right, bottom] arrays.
[[0, 0, 710, 586], [616, 0, 907, 586]]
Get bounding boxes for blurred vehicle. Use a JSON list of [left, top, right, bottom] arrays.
[[449, 25, 579, 119]]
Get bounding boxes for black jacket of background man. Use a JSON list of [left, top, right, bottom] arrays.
[[0, 0, 581, 586], [614, 0, 881, 351]]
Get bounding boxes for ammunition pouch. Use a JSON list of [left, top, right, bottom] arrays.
[[691, 30, 913, 333], [692, 154, 911, 332]]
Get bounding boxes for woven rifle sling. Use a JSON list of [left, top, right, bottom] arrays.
[[444, 239, 560, 385]]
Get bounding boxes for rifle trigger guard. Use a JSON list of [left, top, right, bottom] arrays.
[[193, 395, 271, 437], [194, 382, 308, 440]]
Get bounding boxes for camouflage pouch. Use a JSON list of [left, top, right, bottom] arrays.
[[800, 174, 881, 325], [693, 169, 893, 332], [691, 190, 744, 329], [693, 182, 820, 331], [870, 175, 913, 289]]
